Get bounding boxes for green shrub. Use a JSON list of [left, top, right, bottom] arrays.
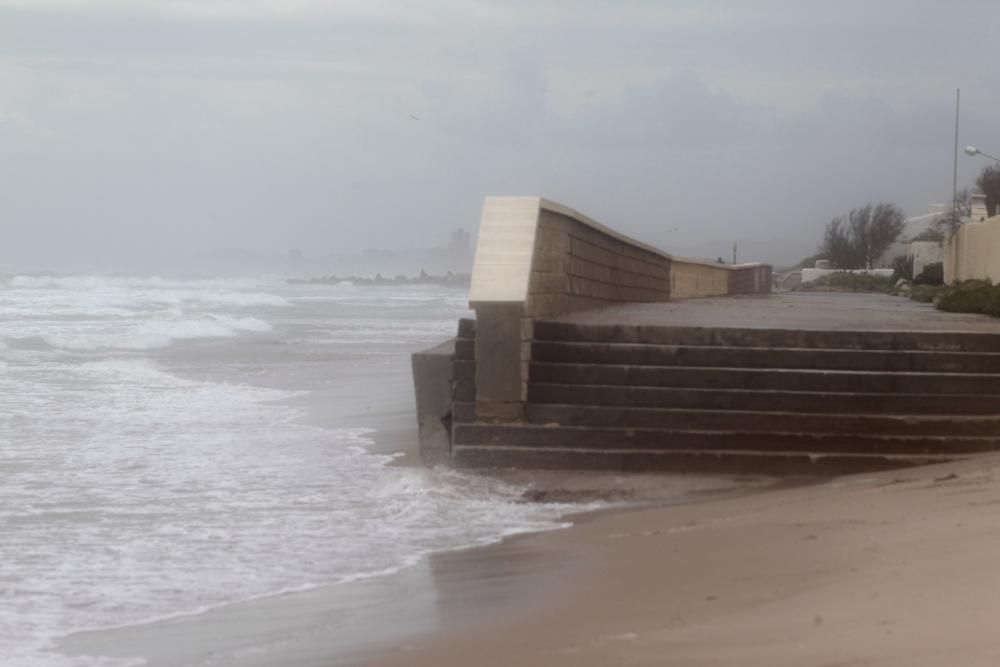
[[909, 284, 941, 303], [936, 281, 1000, 317]]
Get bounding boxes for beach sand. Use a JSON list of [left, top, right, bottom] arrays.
[[369, 453, 1000, 667], [59, 445, 1000, 666]]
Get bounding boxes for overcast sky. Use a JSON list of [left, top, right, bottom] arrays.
[[2, 0, 999, 271]]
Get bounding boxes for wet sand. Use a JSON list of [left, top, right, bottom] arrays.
[[57, 467, 760, 666], [368, 453, 1000, 667], [58, 462, 766, 666], [57, 537, 566, 667], [61, 452, 1000, 667]]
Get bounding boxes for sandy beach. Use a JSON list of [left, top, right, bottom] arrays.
[[369, 454, 1000, 667], [58, 451, 1000, 667]]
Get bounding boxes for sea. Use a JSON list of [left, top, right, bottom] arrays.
[[0, 274, 586, 666]]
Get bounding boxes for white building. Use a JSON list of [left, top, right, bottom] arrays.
[[874, 204, 948, 269]]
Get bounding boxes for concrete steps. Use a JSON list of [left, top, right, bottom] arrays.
[[450, 318, 1000, 474], [532, 340, 1000, 373], [524, 404, 1000, 437], [526, 384, 1000, 415], [533, 321, 1000, 352], [454, 423, 999, 456], [452, 446, 952, 476], [530, 362, 1000, 394]]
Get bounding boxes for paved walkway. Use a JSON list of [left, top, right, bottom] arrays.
[[549, 292, 1000, 333]]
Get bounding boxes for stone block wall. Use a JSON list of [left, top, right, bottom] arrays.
[[670, 259, 730, 298], [468, 197, 771, 422], [525, 209, 673, 319], [728, 264, 774, 295]]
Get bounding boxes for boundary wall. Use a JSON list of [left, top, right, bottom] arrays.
[[909, 241, 944, 278], [467, 197, 771, 422], [945, 214, 1000, 284]]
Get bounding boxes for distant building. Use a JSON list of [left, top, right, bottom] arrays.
[[448, 228, 470, 257], [429, 228, 474, 272], [875, 204, 948, 269]]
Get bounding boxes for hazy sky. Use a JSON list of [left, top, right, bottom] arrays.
[[2, 0, 999, 271]]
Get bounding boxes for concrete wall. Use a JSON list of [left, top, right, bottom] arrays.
[[944, 213, 1000, 284], [728, 263, 773, 295], [467, 196, 771, 422], [410, 338, 456, 465], [525, 208, 673, 319], [670, 259, 726, 298], [908, 240, 944, 278]]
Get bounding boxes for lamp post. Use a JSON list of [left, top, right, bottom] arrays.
[[965, 145, 1000, 163]]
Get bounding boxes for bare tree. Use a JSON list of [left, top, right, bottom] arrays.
[[821, 217, 863, 270], [864, 203, 907, 268], [934, 188, 972, 239], [820, 203, 906, 269], [976, 165, 1000, 218]]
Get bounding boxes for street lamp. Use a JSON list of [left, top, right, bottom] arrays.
[[965, 145, 1000, 163]]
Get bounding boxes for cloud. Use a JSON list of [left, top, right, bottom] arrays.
[[0, 0, 412, 20], [1, 0, 999, 271]]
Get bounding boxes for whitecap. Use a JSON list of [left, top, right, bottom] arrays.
[[39, 315, 273, 351]]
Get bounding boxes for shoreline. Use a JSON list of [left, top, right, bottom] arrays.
[[49, 325, 817, 667], [55, 454, 771, 666], [366, 453, 1000, 667], [55, 346, 776, 667]]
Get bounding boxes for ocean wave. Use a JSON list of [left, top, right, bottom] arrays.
[[6, 274, 279, 291], [0, 279, 545, 667], [2, 274, 293, 311], [39, 315, 273, 351]]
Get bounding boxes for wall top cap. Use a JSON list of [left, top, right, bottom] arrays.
[[469, 196, 768, 305]]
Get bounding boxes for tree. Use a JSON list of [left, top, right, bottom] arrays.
[[933, 188, 972, 239], [891, 254, 913, 282], [976, 165, 1000, 218], [821, 218, 863, 269], [819, 203, 906, 269]]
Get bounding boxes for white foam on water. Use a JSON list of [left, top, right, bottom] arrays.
[[34, 315, 273, 351], [1, 274, 292, 320], [0, 276, 586, 667], [5, 274, 278, 292]]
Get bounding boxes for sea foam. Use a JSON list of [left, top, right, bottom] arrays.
[[39, 315, 273, 351], [0, 276, 579, 667]]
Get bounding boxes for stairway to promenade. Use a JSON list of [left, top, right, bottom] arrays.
[[451, 294, 1000, 475]]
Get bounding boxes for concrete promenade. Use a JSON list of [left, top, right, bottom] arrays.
[[551, 291, 1000, 333]]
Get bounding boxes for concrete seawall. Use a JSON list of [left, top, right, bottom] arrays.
[[412, 196, 773, 466], [413, 198, 1000, 474], [465, 196, 771, 424]]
